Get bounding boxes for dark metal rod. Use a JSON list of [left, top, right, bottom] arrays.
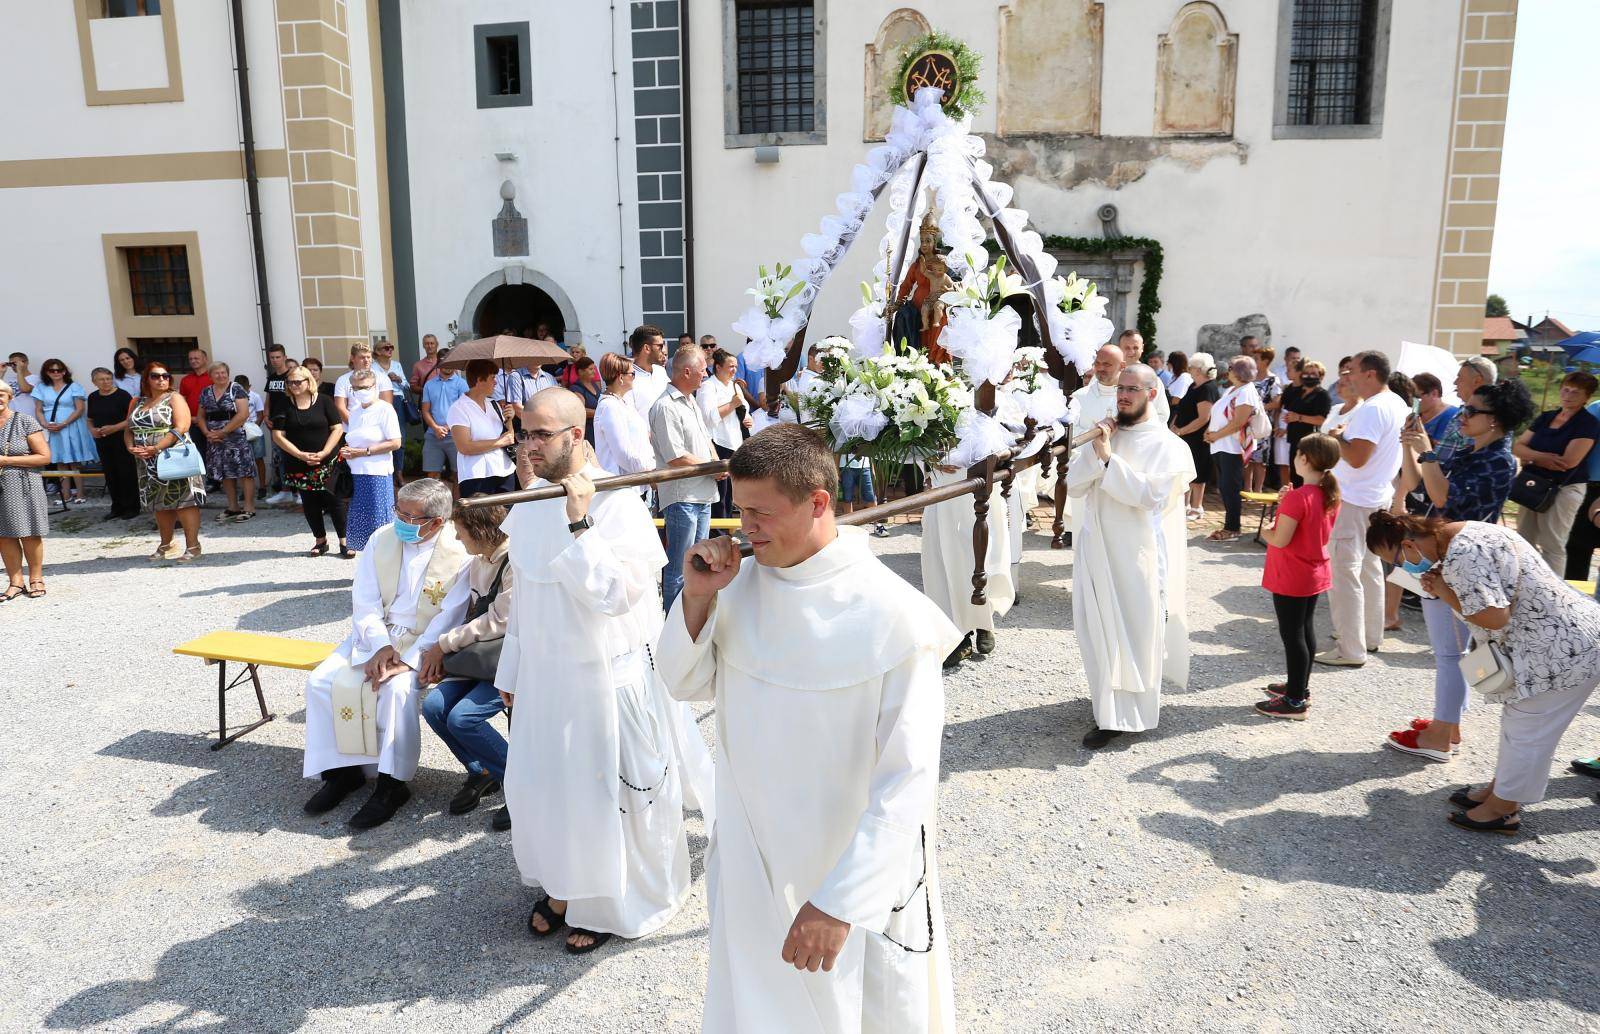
[[230, 0, 274, 360]]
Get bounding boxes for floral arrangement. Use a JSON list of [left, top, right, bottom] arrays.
[[788, 340, 973, 466], [1005, 346, 1071, 426], [1043, 270, 1115, 372], [887, 31, 986, 121], [731, 262, 807, 371]]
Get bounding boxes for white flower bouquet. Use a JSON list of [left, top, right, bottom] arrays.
[[788, 340, 973, 466], [1043, 270, 1114, 372], [732, 262, 807, 371]]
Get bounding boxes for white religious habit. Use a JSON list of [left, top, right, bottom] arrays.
[[496, 463, 711, 939], [656, 527, 962, 1034], [302, 524, 470, 780], [1066, 407, 1195, 732], [920, 466, 1015, 636]]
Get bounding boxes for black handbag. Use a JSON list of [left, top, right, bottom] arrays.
[[1508, 466, 1564, 513], [329, 459, 354, 500], [442, 557, 509, 681]]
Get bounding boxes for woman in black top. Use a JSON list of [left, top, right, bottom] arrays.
[[1170, 354, 1222, 520], [271, 368, 350, 557], [1281, 359, 1333, 486], [87, 367, 140, 519]]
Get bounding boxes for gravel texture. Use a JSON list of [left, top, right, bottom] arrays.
[[5, 497, 1599, 1033]]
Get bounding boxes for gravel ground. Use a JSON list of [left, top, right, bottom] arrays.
[[4, 495, 1599, 1033]]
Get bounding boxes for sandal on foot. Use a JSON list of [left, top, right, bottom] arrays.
[[1448, 786, 1484, 810], [1384, 728, 1451, 763], [527, 896, 567, 939], [174, 547, 203, 563], [307, 541, 330, 557], [565, 929, 612, 955], [25, 581, 45, 599], [0, 584, 24, 603], [1447, 809, 1519, 835]]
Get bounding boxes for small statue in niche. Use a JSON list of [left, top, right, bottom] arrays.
[[893, 214, 954, 363]]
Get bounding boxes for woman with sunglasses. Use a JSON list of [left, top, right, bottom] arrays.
[[34, 359, 96, 506], [1379, 379, 1533, 764], [126, 363, 206, 562], [272, 367, 351, 557]]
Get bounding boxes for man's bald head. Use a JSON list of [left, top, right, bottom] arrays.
[[1092, 345, 1124, 386], [1115, 363, 1159, 426], [527, 386, 587, 428], [1122, 362, 1158, 389]]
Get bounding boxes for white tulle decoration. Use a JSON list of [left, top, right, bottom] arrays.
[[945, 410, 1013, 470], [1058, 310, 1114, 373], [1025, 382, 1069, 424], [830, 391, 889, 443], [732, 305, 802, 371], [848, 304, 886, 356], [1033, 250, 1058, 280], [998, 208, 1030, 235], [939, 306, 1021, 387], [983, 180, 1014, 210], [1017, 230, 1045, 257]]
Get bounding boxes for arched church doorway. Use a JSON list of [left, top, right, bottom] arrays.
[[473, 283, 567, 342]]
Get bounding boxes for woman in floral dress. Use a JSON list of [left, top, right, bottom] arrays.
[[126, 363, 205, 562], [198, 361, 257, 522]]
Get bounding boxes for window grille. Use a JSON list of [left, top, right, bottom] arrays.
[[1287, 0, 1377, 126], [735, 1, 815, 135], [124, 246, 194, 317]]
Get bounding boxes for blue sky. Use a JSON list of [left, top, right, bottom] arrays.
[[1486, 0, 1599, 330]]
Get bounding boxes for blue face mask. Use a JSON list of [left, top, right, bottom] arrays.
[[393, 517, 426, 544], [1400, 545, 1433, 577]]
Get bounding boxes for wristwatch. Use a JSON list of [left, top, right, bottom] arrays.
[[1417, 450, 1439, 464], [568, 515, 594, 534]]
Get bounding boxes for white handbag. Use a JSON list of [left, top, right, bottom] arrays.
[[243, 420, 264, 441], [1457, 550, 1519, 701]]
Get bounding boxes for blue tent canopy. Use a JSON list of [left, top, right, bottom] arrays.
[[1557, 332, 1600, 356]]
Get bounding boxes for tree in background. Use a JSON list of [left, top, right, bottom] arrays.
[[1486, 293, 1510, 317]]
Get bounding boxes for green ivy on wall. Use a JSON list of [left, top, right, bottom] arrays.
[[985, 235, 1165, 351]]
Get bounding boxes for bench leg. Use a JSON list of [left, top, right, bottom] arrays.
[[211, 661, 277, 750], [1252, 503, 1277, 548]]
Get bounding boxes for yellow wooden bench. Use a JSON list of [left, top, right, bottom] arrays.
[[1241, 490, 1280, 546], [651, 518, 742, 530], [1568, 579, 1597, 597], [173, 631, 337, 750], [41, 469, 105, 513]]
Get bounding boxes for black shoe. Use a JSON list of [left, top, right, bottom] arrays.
[[449, 771, 500, 815], [1254, 697, 1309, 721], [1570, 757, 1600, 780], [943, 634, 973, 671], [1082, 726, 1124, 750], [1399, 591, 1423, 612], [1448, 786, 1482, 810], [491, 806, 512, 832], [975, 628, 996, 655], [348, 774, 411, 830], [303, 767, 365, 815]]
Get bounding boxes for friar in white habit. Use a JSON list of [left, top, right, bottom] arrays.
[[301, 478, 470, 828], [657, 423, 962, 1034], [1067, 363, 1194, 749], [920, 461, 1014, 670], [497, 388, 707, 955]]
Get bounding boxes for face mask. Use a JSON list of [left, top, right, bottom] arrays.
[[1400, 544, 1433, 577], [1302, 377, 1321, 387], [393, 517, 427, 544], [352, 388, 376, 406]]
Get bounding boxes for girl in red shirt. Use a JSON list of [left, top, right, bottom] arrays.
[[1255, 433, 1341, 719]]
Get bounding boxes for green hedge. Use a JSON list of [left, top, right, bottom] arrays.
[[985, 235, 1165, 351]]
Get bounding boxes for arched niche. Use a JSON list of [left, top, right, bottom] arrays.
[[456, 266, 583, 347], [862, 8, 931, 142], [1155, 2, 1237, 137]]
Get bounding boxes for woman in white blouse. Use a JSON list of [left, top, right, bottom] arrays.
[[593, 352, 656, 493], [338, 368, 402, 551], [697, 348, 752, 517]]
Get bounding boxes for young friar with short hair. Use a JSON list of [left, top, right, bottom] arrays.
[[1067, 363, 1195, 749], [498, 387, 711, 955], [657, 423, 961, 1034]]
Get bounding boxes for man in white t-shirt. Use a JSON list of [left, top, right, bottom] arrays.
[[334, 342, 394, 422], [1319, 350, 1411, 667], [627, 324, 670, 425]]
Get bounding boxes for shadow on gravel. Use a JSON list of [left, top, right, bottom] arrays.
[[65, 730, 713, 1030], [1129, 748, 1405, 814], [234, 591, 350, 634], [40, 549, 294, 576], [182, 579, 352, 597], [1139, 782, 1600, 1015]]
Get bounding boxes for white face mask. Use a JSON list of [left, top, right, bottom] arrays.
[[352, 388, 376, 406]]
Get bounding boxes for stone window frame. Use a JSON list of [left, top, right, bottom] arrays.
[[72, 0, 184, 106], [1272, 0, 1394, 140], [101, 232, 212, 355], [473, 22, 533, 110], [721, 0, 828, 149]]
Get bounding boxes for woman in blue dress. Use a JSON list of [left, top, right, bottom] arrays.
[[33, 358, 97, 506]]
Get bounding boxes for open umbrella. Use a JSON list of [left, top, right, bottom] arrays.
[[1566, 343, 1600, 366], [437, 334, 570, 371], [1557, 332, 1600, 357]]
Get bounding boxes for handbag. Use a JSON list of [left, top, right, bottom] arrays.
[[156, 437, 206, 481], [329, 459, 355, 500], [1458, 548, 1519, 701], [442, 557, 510, 681], [1508, 465, 1564, 513], [243, 420, 263, 441]]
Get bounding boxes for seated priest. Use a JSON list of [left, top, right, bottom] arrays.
[[301, 478, 471, 829]]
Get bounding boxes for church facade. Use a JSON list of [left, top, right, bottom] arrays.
[[2, 1, 1515, 382]]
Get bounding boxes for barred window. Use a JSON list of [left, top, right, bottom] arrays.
[[130, 337, 198, 372], [486, 36, 521, 97], [123, 246, 193, 316], [1287, 0, 1378, 126], [735, 1, 815, 135]]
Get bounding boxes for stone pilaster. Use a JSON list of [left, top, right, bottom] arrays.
[[1430, 0, 1517, 356]]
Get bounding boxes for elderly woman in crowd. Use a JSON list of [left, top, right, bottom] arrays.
[[338, 368, 402, 551], [419, 500, 515, 831], [198, 361, 257, 523], [593, 351, 656, 492], [1380, 379, 1534, 763], [126, 363, 205, 562], [1513, 371, 1599, 574], [0, 380, 51, 601], [1365, 509, 1600, 834], [1170, 352, 1220, 520], [273, 364, 350, 557], [33, 358, 95, 506], [1202, 354, 1261, 541]]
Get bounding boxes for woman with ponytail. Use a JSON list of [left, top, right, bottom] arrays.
[[1364, 508, 1600, 834], [1380, 379, 1531, 764], [1254, 432, 1341, 719]]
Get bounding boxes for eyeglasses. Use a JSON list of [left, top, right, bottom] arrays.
[[148, 372, 172, 380], [518, 424, 576, 443], [1458, 405, 1485, 418], [1114, 385, 1147, 394]]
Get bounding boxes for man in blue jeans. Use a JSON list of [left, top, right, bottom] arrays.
[[649, 347, 721, 612]]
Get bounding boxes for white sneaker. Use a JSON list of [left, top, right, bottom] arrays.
[[266, 491, 297, 505]]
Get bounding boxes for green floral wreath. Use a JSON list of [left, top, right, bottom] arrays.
[[887, 31, 986, 121]]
